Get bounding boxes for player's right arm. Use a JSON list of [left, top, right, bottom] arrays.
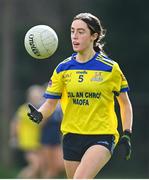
[[28, 61, 65, 124], [38, 98, 58, 120]]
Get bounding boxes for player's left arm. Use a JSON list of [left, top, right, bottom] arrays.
[[116, 92, 133, 131], [116, 92, 133, 160]]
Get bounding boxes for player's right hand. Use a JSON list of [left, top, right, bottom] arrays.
[[27, 103, 43, 124]]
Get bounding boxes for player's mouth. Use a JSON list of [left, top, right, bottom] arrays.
[[72, 41, 80, 48]]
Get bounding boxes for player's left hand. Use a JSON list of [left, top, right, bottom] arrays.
[[119, 130, 132, 160]]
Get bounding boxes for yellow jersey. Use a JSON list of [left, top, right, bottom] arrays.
[[16, 104, 41, 150], [44, 52, 129, 143]]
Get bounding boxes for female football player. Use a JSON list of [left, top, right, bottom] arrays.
[[10, 85, 44, 178], [27, 12, 133, 179]]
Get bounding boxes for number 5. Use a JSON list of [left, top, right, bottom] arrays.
[[78, 75, 84, 82]]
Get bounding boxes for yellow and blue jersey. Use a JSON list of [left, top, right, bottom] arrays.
[[44, 52, 129, 143]]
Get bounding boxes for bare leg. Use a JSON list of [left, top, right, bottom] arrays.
[[40, 145, 64, 178], [73, 145, 111, 179], [51, 145, 64, 174], [64, 160, 80, 179], [17, 151, 41, 179]]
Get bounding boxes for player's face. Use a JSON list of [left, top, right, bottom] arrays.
[[71, 20, 95, 53]]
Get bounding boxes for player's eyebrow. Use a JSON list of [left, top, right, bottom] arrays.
[[71, 27, 85, 31]]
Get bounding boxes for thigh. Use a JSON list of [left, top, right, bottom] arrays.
[[64, 160, 80, 179], [74, 145, 111, 179]]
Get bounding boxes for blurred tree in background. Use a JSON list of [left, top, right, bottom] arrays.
[[0, 0, 149, 178]]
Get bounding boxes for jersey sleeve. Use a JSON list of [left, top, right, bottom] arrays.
[[44, 68, 64, 99], [112, 62, 129, 95]]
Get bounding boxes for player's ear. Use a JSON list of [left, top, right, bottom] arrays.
[[91, 33, 98, 41]]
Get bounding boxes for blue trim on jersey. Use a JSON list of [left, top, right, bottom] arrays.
[[44, 93, 61, 99], [56, 52, 112, 73], [120, 87, 129, 92]]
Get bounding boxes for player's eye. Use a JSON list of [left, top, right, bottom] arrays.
[[78, 30, 85, 34]]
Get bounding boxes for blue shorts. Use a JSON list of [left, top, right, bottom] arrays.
[[63, 133, 115, 161], [41, 122, 62, 146]]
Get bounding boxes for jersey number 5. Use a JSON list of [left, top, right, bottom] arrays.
[[78, 75, 84, 82]]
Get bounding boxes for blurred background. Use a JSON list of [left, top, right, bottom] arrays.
[[0, 0, 149, 178]]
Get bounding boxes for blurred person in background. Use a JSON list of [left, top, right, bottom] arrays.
[[27, 12, 133, 179], [10, 85, 44, 178], [40, 99, 64, 178]]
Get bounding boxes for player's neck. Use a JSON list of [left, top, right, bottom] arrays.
[[76, 49, 96, 63]]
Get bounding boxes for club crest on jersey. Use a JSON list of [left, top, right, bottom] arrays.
[[62, 73, 72, 83], [91, 72, 103, 82]]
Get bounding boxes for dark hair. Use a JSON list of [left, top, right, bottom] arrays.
[[73, 13, 106, 52]]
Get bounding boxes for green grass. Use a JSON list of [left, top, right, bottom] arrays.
[[0, 166, 20, 178], [0, 165, 66, 179]]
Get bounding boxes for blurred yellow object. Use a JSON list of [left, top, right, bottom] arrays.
[[16, 103, 41, 150]]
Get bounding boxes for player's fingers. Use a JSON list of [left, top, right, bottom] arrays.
[[27, 112, 34, 119], [28, 103, 36, 112], [126, 143, 131, 160]]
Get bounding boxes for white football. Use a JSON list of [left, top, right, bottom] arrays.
[[24, 25, 58, 59]]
